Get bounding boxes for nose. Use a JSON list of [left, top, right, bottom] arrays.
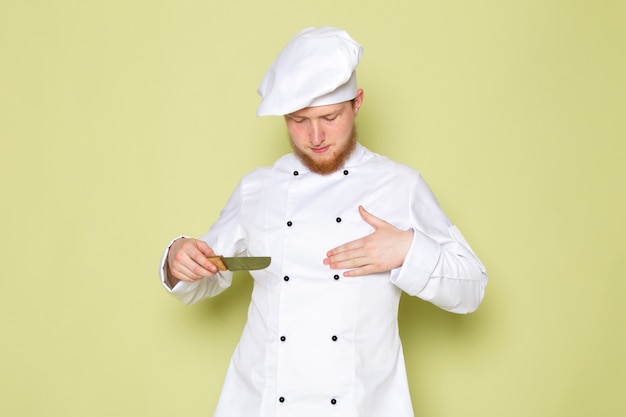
[[309, 121, 325, 146]]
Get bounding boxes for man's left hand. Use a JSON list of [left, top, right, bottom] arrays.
[[323, 206, 414, 277]]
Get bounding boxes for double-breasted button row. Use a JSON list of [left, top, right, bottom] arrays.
[[291, 169, 349, 176], [285, 213, 347, 228], [278, 397, 339, 405], [282, 274, 340, 282], [279, 335, 338, 342]]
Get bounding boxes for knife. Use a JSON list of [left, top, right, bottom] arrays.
[[207, 255, 271, 271]]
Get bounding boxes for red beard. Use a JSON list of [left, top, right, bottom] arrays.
[[289, 125, 357, 175]]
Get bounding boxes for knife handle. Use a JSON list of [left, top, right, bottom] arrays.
[[206, 255, 228, 271]]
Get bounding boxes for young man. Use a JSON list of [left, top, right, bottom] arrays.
[[161, 26, 487, 417]]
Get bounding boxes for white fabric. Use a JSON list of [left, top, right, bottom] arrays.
[[160, 144, 488, 417], [256, 26, 363, 116]]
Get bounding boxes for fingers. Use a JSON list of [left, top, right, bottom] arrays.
[[324, 236, 378, 275], [324, 206, 413, 277], [324, 235, 365, 266], [325, 238, 362, 259], [343, 264, 377, 278], [168, 238, 219, 282], [325, 243, 385, 273], [324, 248, 367, 270], [358, 205, 388, 229], [324, 250, 383, 278]]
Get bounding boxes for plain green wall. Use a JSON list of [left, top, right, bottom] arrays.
[[1, 0, 624, 416]]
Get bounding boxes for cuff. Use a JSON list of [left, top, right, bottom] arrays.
[[390, 229, 441, 296], [159, 235, 190, 292]]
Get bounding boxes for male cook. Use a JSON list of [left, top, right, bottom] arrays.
[[160, 26, 487, 417]]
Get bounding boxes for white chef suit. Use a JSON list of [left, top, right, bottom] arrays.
[[160, 143, 487, 417]]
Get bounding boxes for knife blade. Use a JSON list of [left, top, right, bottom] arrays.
[[207, 255, 271, 271]]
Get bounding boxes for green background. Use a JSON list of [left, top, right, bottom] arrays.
[[1, 1, 624, 416]]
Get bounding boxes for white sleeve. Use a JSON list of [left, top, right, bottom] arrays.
[[390, 175, 488, 314], [159, 179, 247, 305]]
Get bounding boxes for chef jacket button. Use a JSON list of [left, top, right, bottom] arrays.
[[333, 274, 340, 281], [331, 335, 338, 342], [283, 276, 290, 282], [279, 397, 285, 403], [287, 221, 293, 227], [343, 169, 349, 175], [336, 217, 342, 223], [293, 170, 299, 176], [331, 398, 337, 405], [280, 336, 286, 342]]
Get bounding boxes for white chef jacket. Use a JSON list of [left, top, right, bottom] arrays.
[[160, 143, 487, 417]]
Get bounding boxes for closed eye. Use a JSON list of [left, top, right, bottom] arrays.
[[323, 112, 342, 122]]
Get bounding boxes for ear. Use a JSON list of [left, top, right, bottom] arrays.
[[353, 89, 364, 114]]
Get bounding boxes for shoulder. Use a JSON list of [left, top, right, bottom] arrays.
[[360, 146, 422, 181], [238, 153, 294, 186]]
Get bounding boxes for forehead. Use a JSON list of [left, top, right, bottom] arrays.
[[288, 101, 350, 118]]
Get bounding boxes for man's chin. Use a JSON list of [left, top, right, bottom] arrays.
[[306, 157, 342, 175], [296, 145, 355, 175], [289, 126, 357, 175]]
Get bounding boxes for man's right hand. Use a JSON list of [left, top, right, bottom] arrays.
[[166, 238, 220, 287]]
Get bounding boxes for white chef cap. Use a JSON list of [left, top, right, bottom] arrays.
[[256, 26, 363, 116]]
